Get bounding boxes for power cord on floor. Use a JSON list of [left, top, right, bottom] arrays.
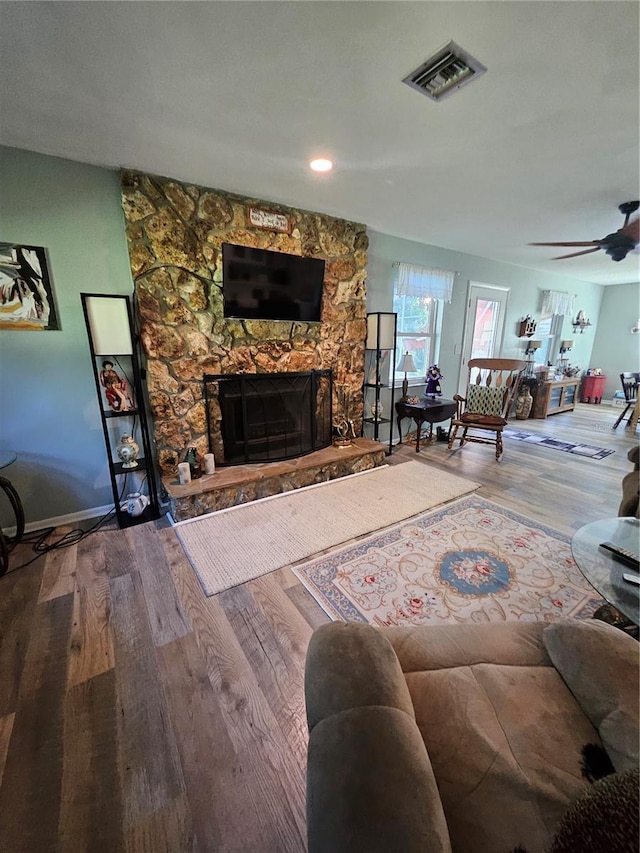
[[2, 474, 132, 576]]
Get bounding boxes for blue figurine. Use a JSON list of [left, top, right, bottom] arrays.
[[425, 364, 444, 398]]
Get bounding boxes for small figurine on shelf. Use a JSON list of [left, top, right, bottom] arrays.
[[184, 447, 202, 479], [370, 401, 384, 421], [116, 434, 139, 469], [425, 364, 444, 398], [100, 360, 134, 412]]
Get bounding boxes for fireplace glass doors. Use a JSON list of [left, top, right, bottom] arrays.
[[204, 370, 332, 466]]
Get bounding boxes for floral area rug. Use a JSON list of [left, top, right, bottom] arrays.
[[292, 496, 603, 626], [503, 428, 614, 460]]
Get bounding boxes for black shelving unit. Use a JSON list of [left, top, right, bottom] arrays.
[[362, 312, 397, 455], [81, 293, 160, 529]]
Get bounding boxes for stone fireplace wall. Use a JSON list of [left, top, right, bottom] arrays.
[[120, 170, 367, 476]]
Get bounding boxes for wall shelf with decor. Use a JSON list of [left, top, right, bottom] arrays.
[[517, 316, 537, 338], [81, 293, 161, 529], [362, 312, 397, 454]]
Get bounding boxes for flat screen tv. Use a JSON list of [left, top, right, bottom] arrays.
[[222, 243, 325, 322]]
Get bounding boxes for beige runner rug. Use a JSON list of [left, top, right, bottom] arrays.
[[173, 461, 479, 596]]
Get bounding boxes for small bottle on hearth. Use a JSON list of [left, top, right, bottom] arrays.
[[184, 447, 202, 479]]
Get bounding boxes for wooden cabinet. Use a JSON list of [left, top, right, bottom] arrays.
[[532, 378, 579, 418], [581, 374, 606, 404]]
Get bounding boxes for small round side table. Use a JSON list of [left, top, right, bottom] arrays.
[[0, 452, 25, 576]]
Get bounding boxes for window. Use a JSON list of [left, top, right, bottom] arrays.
[[536, 291, 574, 369], [392, 263, 454, 384], [535, 314, 564, 367], [393, 292, 440, 381]]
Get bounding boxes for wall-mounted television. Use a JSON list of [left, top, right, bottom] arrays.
[[222, 243, 325, 322]]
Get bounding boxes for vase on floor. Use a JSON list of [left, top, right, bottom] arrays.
[[516, 386, 533, 420]]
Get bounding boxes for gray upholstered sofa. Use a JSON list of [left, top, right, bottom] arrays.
[[304, 620, 639, 853]]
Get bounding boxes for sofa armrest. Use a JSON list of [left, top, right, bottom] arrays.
[[307, 705, 452, 853], [543, 619, 639, 772], [305, 622, 415, 731], [305, 623, 452, 852]]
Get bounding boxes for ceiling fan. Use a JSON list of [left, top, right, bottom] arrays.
[[530, 200, 640, 261]]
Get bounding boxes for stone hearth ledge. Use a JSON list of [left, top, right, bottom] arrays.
[[164, 438, 386, 522]]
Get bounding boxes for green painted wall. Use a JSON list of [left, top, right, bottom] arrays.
[[0, 146, 135, 527], [0, 145, 633, 526], [589, 282, 640, 400], [367, 229, 605, 398]]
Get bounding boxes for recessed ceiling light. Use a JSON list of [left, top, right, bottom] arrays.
[[309, 158, 334, 172]]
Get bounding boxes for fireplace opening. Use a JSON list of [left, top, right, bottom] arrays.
[[204, 370, 333, 466]]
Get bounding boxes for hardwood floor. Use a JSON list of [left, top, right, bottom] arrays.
[[0, 404, 636, 852]]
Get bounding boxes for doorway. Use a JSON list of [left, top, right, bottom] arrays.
[[459, 283, 510, 389]]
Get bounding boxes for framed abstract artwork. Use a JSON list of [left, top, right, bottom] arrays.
[[0, 242, 60, 330]]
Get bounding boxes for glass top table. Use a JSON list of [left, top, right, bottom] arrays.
[[571, 517, 640, 626]]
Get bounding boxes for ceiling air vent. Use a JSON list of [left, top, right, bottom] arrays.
[[403, 41, 486, 102]]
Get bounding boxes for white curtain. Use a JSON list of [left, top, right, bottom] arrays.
[[395, 263, 455, 302], [540, 290, 575, 317]]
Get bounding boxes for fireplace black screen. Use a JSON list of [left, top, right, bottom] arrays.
[[204, 370, 333, 466]]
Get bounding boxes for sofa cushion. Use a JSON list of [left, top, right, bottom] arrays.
[[386, 621, 552, 672], [543, 619, 640, 772], [405, 662, 598, 853]]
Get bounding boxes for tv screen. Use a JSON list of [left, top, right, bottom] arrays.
[[222, 243, 325, 322]]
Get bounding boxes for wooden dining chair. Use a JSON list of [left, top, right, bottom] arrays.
[[448, 358, 527, 460], [613, 372, 639, 429]]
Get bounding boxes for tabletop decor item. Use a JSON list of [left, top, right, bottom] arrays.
[[333, 383, 356, 447], [123, 492, 150, 517], [516, 385, 534, 419], [116, 434, 139, 469], [185, 447, 202, 479], [370, 400, 384, 421], [425, 364, 444, 397]]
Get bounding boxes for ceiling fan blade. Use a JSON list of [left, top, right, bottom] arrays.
[[529, 241, 600, 247], [551, 247, 602, 260]]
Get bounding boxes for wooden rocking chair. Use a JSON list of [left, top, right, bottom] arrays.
[[448, 358, 527, 460]]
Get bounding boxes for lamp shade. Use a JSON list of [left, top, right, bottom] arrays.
[[399, 352, 417, 373], [84, 294, 134, 355], [527, 340, 542, 350], [365, 313, 396, 350], [560, 340, 574, 351]]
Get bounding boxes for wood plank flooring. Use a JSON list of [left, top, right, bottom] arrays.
[[0, 404, 637, 852]]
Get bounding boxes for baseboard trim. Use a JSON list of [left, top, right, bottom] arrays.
[[4, 504, 115, 537]]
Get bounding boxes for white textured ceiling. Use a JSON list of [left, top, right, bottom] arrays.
[[1, 1, 639, 285]]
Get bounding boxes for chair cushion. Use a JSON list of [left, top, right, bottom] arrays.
[[466, 384, 505, 416], [459, 412, 507, 427]]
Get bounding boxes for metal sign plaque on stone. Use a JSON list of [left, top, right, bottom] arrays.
[[248, 207, 291, 233]]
